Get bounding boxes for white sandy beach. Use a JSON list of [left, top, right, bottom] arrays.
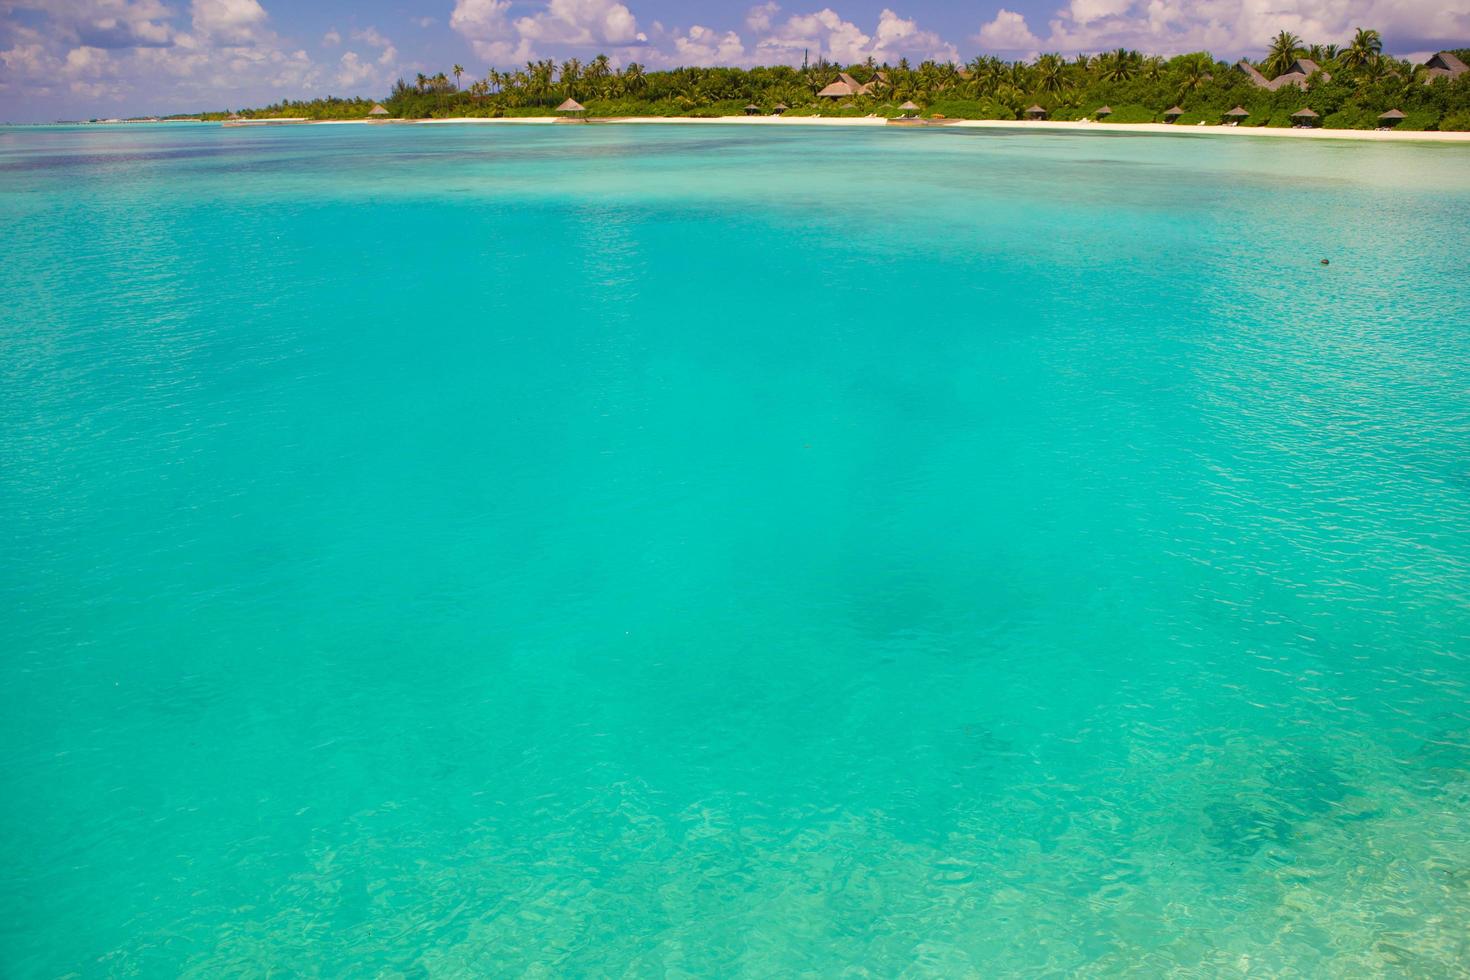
[[287, 114, 1470, 142]]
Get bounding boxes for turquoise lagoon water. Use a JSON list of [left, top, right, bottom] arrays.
[[3, 121, 1470, 976]]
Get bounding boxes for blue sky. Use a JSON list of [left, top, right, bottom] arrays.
[[2, 0, 1466, 121]]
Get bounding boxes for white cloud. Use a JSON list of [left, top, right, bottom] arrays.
[[335, 50, 375, 86], [0, 0, 343, 117], [322, 29, 341, 46], [190, 0, 269, 45], [668, 24, 746, 65], [449, 0, 525, 61], [977, 9, 1040, 52], [2, 0, 175, 48], [1033, 0, 1470, 58], [745, 2, 780, 33], [450, 0, 647, 62], [348, 26, 397, 65], [514, 0, 647, 46], [750, 6, 953, 65], [871, 8, 957, 63]]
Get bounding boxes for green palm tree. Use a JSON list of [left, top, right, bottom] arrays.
[[452, 64, 464, 90], [1341, 27, 1383, 71], [1098, 48, 1139, 82], [1175, 54, 1212, 99], [1263, 31, 1303, 77], [1035, 54, 1069, 94], [622, 62, 646, 96]]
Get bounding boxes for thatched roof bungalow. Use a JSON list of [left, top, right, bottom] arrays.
[[1234, 57, 1327, 91], [1424, 51, 1468, 82], [817, 72, 883, 99]]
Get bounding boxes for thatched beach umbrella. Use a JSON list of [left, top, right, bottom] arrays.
[[1025, 105, 1047, 120], [1224, 105, 1249, 120], [1377, 108, 1405, 127], [898, 100, 920, 119], [1163, 105, 1184, 122], [556, 98, 586, 114], [744, 103, 761, 115], [369, 103, 389, 117], [773, 103, 789, 114], [1291, 107, 1319, 127], [1094, 105, 1112, 118]]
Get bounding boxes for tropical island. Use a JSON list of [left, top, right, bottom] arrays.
[[188, 30, 1469, 133]]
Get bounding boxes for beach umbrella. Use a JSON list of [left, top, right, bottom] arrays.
[[745, 103, 761, 115], [368, 103, 389, 117], [898, 100, 920, 119], [1225, 106, 1249, 118], [556, 98, 586, 114], [1377, 108, 1405, 122], [1094, 105, 1112, 118], [1291, 107, 1319, 127], [1025, 105, 1047, 119], [773, 103, 789, 114], [1163, 105, 1184, 121]]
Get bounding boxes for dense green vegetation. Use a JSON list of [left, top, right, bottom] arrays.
[[222, 33, 1470, 131]]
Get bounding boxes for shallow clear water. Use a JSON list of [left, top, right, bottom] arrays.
[[2, 121, 1469, 975]]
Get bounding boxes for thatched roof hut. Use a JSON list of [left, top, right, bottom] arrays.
[[1025, 105, 1047, 119], [1094, 105, 1112, 118], [817, 80, 854, 98], [556, 98, 586, 113], [226, 112, 242, 121], [1163, 105, 1184, 121], [1224, 105, 1249, 118], [368, 103, 389, 117], [1290, 107, 1319, 127]]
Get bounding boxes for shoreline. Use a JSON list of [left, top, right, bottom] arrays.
[[286, 115, 1470, 142]]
